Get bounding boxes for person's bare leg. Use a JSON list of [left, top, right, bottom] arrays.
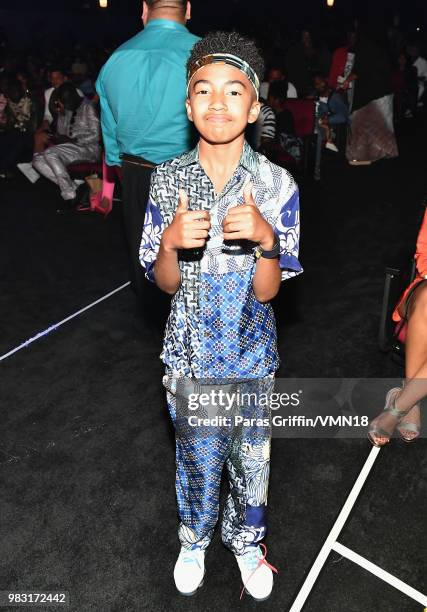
[[369, 285, 427, 444], [394, 287, 427, 439], [34, 131, 48, 154]]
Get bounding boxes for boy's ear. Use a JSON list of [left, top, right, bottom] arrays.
[[247, 100, 261, 124], [185, 98, 193, 122]]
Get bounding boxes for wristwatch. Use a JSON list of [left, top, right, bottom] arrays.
[[253, 234, 281, 259]]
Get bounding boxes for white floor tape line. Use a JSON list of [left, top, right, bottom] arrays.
[[332, 542, 427, 606], [0, 281, 131, 363], [289, 446, 381, 612]]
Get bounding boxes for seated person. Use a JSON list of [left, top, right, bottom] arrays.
[[267, 81, 302, 165], [313, 73, 349, 152], [392, 51, 418, 119], [252, 100, 276, 154], [259, 64, 298, 101], [0, 77, 39, 178], [34, 67, 83, 150], [368, 207, 427, 446], [32, 82, 100, 204]]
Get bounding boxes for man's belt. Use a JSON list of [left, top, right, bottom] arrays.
[[120, 153, 156, 169]]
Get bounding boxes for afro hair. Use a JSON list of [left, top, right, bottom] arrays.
[[187, 31, 265, 84]]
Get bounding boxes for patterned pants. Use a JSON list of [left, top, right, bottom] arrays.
[[166, 377, 273, 555], [33, 143, 99, 200]]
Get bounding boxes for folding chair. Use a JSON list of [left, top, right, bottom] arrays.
[[378, 201, 427, 361]]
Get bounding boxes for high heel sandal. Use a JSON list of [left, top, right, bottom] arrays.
[[368, 387, 408, 447], [397, 402, 421, 443], [77, 192, 112, 217]]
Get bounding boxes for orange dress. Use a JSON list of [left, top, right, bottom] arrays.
[[393, 207, 427, 322]]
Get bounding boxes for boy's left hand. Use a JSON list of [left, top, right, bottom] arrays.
[[223, 182, 275, 250]]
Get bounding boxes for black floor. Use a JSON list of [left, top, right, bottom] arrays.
[[1, 123, 427, 612]]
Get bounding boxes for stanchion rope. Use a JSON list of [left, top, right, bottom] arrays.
[[0, 281, 131, 363]]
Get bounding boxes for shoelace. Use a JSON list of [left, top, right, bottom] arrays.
[[181, 549, 202, 569], [239, 543, 278, 600]]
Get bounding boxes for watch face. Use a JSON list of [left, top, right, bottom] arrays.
[[254, 246, 262, 259]]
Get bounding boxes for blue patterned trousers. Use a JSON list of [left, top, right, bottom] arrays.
[[165, 377, 273, 555]]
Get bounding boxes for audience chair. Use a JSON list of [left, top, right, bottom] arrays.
[[282, 99, 316, 176]]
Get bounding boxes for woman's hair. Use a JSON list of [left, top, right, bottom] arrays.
[[3, 78, 25, 103], [55, 82, 82, 111], [187, 31, 265, 85]]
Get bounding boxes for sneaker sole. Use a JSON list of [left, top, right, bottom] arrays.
[[176, 573, 205, 596], [244, 587, 272, 601]]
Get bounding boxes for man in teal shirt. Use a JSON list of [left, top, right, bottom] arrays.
[[96, 0, 199, 309]]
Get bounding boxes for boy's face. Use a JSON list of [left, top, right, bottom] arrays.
[[186, 63, 260, 145], [267, 68, 283, 83], [51, 71, 65, 89], [314, 76, 327, 94]]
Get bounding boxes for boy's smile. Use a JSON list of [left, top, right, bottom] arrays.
[[186, 63, 260, 145]]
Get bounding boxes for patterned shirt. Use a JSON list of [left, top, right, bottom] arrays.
[[139, 141, 302, 379]]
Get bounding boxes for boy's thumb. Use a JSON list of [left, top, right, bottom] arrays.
[[177, 189, 189, 211]]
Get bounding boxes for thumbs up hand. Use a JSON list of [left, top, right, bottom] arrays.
[[161, 189, 211, 251], [223, 182, 275, 249], [242, 181, 257, 207], [176, 189, 189, 212]]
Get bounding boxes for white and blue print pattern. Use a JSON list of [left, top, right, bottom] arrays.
[[139, 141, 302, 377]]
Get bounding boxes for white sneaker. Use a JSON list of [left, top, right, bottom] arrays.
[[235, 545, 276, 601], [173, 546, 205, 596], [17, 163, 40, 183], [325, 141, 339, 152]]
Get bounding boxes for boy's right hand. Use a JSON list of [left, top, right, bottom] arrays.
[[161, 189, 211, 251]]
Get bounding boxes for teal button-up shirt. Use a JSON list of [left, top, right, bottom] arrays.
[[96, 19, 199, 166]]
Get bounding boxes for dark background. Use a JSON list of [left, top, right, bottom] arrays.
[[1, 0, 427, 51]]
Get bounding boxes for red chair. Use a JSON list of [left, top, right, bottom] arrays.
[[67, 161, 103, 178], [282, 99, 316, 175]]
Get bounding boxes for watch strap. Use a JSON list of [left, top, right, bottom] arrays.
[[254, 234, 281, 259]]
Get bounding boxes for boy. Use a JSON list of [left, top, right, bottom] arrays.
[[139, 31, 302, 600], [313, 73, 349, 153]]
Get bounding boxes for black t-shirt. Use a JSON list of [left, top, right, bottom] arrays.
[[276, 109, 295, 137]]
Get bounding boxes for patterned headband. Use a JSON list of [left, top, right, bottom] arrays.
[[187, 53, 260, 99]]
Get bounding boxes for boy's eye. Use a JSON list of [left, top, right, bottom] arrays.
[[196, 89, 210, 95], [227, 90, 242, 96]]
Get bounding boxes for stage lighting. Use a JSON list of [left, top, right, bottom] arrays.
[[327, 0, 334, 6], [99, 0, 108, 7]]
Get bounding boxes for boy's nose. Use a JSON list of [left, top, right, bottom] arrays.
[[208, 94, 227, 110]]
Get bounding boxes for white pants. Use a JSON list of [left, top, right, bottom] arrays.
[[33, 143, 99, 200]]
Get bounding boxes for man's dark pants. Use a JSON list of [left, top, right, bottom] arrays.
[[121, 155, 170, 330]]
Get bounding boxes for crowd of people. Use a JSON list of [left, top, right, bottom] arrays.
[[1, 22, 427, 190], [0, 45, 105, 203]]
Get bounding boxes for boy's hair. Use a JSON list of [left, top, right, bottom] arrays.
[[312, 72, 327, 82], [49, 66, 66, 75], [187, 31, 265, 86]]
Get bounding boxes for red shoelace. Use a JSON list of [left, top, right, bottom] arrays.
[[239, 543, 279, 600]]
